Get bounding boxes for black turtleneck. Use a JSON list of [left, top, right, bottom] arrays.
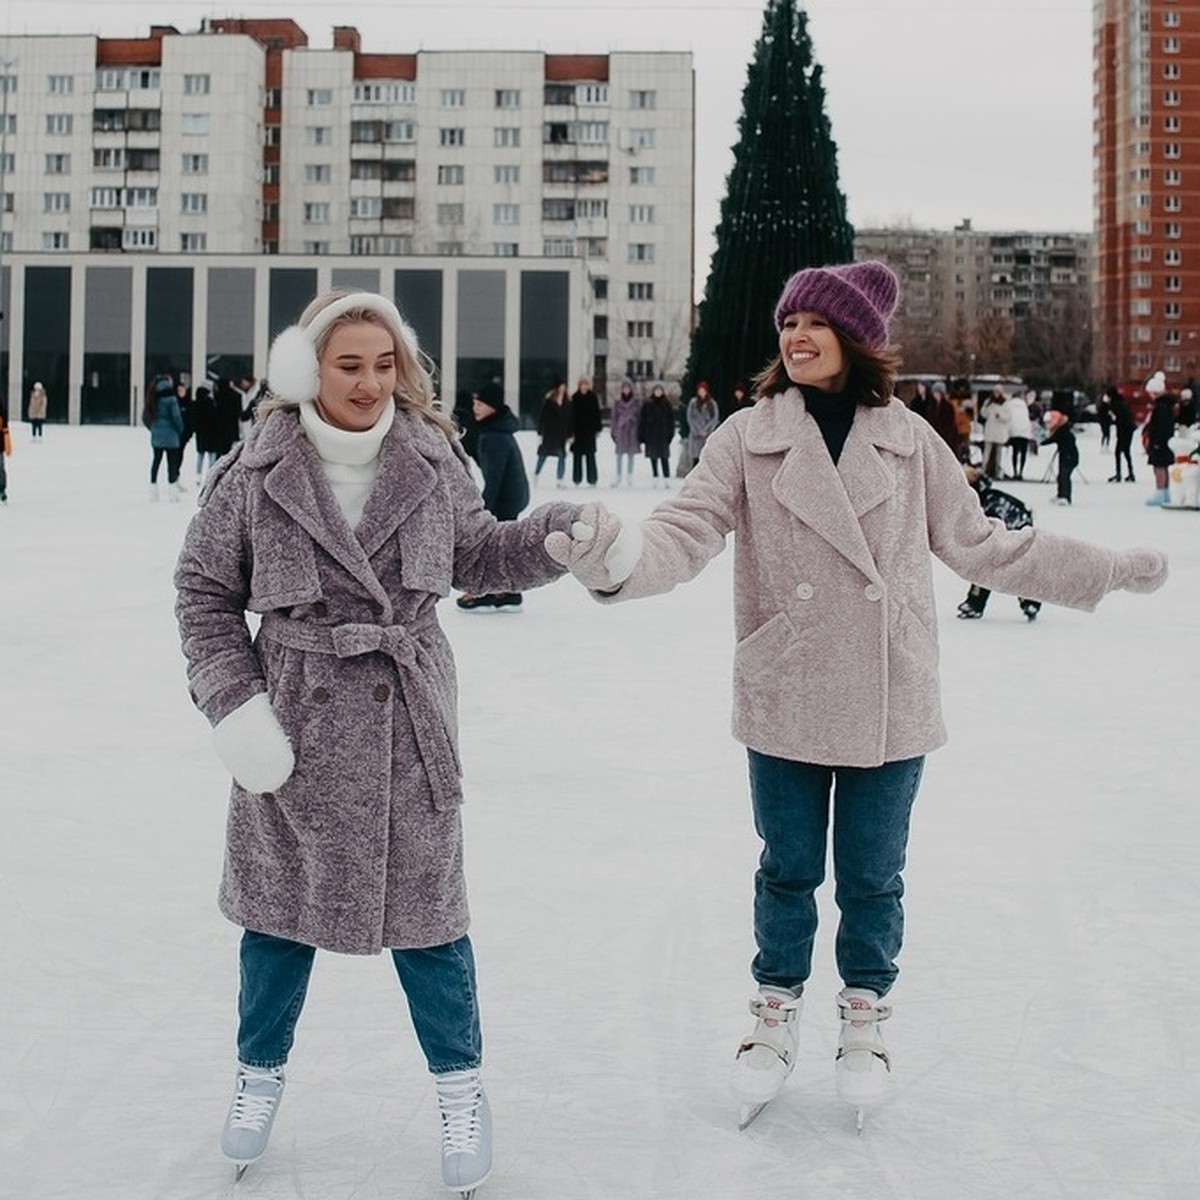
[[800, 385, 856, 464]]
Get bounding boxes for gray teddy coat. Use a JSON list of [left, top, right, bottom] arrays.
[[175, 406, 577, 954], [600, 389, 1124, 768]]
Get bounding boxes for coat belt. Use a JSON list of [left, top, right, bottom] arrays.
[[258, 612, 462, 810]]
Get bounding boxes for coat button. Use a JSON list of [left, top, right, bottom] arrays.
[[369, 600, 384, 616], [311, 601, 328, 618], [311, 686, 330, 704], [373, 683, 391, 702], [864, 583, 884, 602], [795, 582, 814, 600]]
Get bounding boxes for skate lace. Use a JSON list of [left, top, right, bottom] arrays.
[[228, 1071, 283, 1132], [437, 1074, 484, 1156]]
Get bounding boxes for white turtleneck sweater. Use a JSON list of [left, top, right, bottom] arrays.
[[299, 399, 395, 529]]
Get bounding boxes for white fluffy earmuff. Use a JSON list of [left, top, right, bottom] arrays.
[[266, 292, 421, 406]]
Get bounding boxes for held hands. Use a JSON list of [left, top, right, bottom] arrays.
[[212, 692, 296, 793], [1111, 548, 1169, 594], [544, 502, 642, 592]]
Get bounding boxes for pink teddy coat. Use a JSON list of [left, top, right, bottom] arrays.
[[175, 406, 576, 954], [601, 389, 1123, 768]]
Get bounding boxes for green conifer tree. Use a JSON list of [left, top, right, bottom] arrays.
[[683, 0, 854, 413]]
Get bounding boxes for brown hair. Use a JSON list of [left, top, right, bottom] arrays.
[[753, 329, 902, 408]]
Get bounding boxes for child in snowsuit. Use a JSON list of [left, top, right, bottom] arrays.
[[956, 467, 1042, 621], [1042, 408, 1079, 504]]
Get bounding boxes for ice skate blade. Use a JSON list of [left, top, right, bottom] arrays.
[[737, 1101, 768, 1130], [233, 1162, 250, 1182], [854, 1107, 865, 1135]]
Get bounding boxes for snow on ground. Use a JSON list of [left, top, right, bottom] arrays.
[[2, 419, 1198, 1200]]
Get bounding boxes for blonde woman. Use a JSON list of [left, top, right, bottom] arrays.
[[175, 291, 589, 1192]]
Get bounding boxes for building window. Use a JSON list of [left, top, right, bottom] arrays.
[[1164, 355, 1182, 372], [543, 238, 575, 257], [43, 192, 69, 213], [626, 359, 654, 379], [577, 198, 607, 219], [353, 82, 415, 103], [1163, 89, 1181, 106], [305, 163, 332, 183], [627, 320, 654, 338], [1135, 192, 1150, 208], [592, 277, 608, 300], [1132, 273, 1152, 288], [350, 234, 413, 254], [1164, 9, 1180, 26], [129, 69, 160, 90], [301, 241, 328, 255], [125, 187, 157, 208], [1164, 248, 1182, 266], [48, 73, 73, 94], [263, 164, 280, 184], [183, 73, 210, 95], [1163, 62, 1181, 79], [628, 281, 654, 300], [629, 204, 655, 223], [495, 89, 520, 108], [307, 88, 332, 106], [305, 126, 332, 145], [1165, 222, 1182, 238], [42, 231, 69, 250], [44, 153, 70, 174], [1131, 299, 1152, 316], [1165, 302, 1181, 318], [543, 198, 574, 221], [581, 237, 607, 257], [494, 164, 519, 184], [263, 125, 281, 148], [181, 113, 211, 135], [91, 186, 120, 208], [350, 196, 382, 218], [629, 89, 657, 109], [437, 203, 464, 224], [630, 166, 656, 185], [440, 127, 465, 146], [628, 242, 655, 263], [385, 121, 415, 143], [1165, 168, 1182, 185], [441, 88, 466, 107], [182, 154, 209, 175], [1163, 36, 1180, 53], [577, 121, 609, 144], [577, 84, 609, 106], [494, 126, 520, 148], [493, 203, 519, 224], [122, 226, 157, 250], [1134, 219, 1152, 234], [438, 164, 465, 185], [435, 241, 463, 256], [1164, 115, 1181, 132], [45, 113, 72, 135], [1164, 195, 1182, 211], [629, 128, 656, 149], [1166, 275, 1182, 291], [493, 242, 519, 256], [303, 202, 331, 223], [181, 193, 207, 214]]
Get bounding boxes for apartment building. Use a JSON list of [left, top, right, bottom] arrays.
[[0, 20, 694, 423], [854, 222, 1092, 374], [1093, 0, 1200, 389]]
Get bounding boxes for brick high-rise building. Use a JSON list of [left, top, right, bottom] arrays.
[[1093, 0, 1200, 390]]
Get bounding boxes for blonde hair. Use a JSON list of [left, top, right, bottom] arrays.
[[259, 290, 456, 438]]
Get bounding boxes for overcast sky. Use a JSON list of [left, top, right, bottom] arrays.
[[2, 0, 1095, 279]]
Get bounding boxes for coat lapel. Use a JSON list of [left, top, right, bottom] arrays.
[[747, 391, 915, 581], [250, 411, 391, 607], [354, 412, 441, 561]]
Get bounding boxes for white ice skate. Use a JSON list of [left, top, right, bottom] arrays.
[[731, 986, 803, 1129], [835, 988, 891, 1132], [436, 1068, 492, 1197], [221, 1062, 286, 1179]]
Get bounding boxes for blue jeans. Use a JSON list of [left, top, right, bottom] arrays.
[[236, 929, 483, 1074], [747, 750, 924, 997]]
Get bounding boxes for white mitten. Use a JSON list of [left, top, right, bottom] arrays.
[[544, 503, 642, 592], [1111, 548, 1169, 594], [212, 692, 296, 793]]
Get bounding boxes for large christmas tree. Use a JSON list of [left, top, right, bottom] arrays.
[[684, 0, 854, 409]]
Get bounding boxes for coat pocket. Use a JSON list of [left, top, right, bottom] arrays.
[[249, 520, 322, 610]]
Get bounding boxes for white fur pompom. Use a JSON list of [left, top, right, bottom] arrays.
[[266, 325, 321, 405], [1145, 370, 1166, 397]]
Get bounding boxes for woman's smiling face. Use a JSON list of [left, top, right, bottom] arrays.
[[778, 311, 849, 393], [316, 319, 397, 431]]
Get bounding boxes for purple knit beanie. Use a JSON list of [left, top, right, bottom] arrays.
[[772, 260, 899, 349]]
